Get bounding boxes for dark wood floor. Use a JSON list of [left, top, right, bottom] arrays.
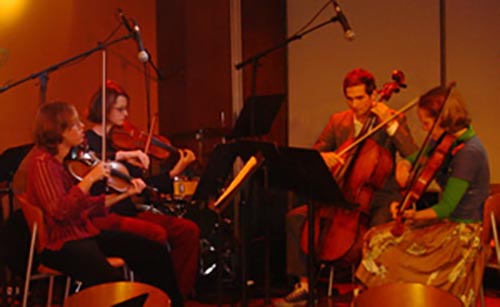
[[1, 282, 498, 306], [1, 268, 499, 306], [187, 282, 500, 307]]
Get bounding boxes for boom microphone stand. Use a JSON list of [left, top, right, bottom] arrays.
[[0, 35, 132, 105]]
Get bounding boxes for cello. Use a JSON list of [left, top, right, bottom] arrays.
[[301, 70, 408, 263]]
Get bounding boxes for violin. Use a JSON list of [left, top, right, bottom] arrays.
[[110, 120, 179, 160], [391, 83, 457, 236], [301, 70, 408, 263], [391, 134, 456, 236], [65, 146, 159, 195]]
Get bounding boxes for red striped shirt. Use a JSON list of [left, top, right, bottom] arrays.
[[26, 147, 106, 251]]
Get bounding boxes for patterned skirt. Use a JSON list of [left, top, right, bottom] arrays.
[[355, 220, 488, 307]]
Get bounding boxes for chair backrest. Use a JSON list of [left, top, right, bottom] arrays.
[[482, 193, 500, 268], [16, 193, 47, 254], [482, 193, 500, 245], [352, 283, 462, 307]]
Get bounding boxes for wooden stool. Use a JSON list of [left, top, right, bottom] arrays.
[[64, 281, 170, 307], [352, 283, 462, 307]]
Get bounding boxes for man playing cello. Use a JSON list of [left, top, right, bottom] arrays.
[[275, 68, 418, 306]]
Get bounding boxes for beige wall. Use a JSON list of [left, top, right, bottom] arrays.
[[287, 0, 500, 182], [0, 0, 157, 152]]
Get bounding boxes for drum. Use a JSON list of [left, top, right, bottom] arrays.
[[173, 176, 199, 200]]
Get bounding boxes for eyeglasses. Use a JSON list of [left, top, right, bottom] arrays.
[[113, 107, 128, 113]]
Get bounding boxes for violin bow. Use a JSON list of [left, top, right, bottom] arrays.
[[336, 96, 419, 157], [144, 113, 158, 155]]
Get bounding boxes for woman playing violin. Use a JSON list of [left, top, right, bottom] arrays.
[[85, 80, 196, 181], [84, 80, 200, 299], [355, 85, 490, 306], [25, 101, 182, 305], [276, 68, 418, 306]]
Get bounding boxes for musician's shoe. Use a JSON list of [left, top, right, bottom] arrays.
[[273, 283, 309, 307]]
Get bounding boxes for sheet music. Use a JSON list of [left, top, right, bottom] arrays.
[[210, 155, 260, 213]]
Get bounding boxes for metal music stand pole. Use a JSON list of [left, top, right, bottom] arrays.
[[234, 17, 340, 307]]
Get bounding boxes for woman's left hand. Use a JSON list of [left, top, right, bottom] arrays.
[[169, 148, 196, 177], [179, 148, 196, 165]]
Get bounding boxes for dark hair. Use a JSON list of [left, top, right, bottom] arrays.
[[34, 101, 77, 155], [343, 68, 377, 96], [86, 80, 129, 123], [418, 85, 471, 133]]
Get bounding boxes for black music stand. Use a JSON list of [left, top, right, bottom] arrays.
[[198, 141, 347, 307], [192, 142, 239, 203], [226, 94, 285, 139], [235, 143, 347, 307], [0, 144, 34, 183], [273, 146, 347, 307], [0, 143, 34, 217], [192, 142, 266, 307]]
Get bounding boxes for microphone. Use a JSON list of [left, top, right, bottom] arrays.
[[331, 1, 355, 41], [117, 9, 149, 63], [132, 20, 149, 63]]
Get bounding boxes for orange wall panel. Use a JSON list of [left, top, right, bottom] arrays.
[[0, 0, 157, 152]]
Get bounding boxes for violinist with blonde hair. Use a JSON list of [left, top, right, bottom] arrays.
[[355, 85, 490, 307]]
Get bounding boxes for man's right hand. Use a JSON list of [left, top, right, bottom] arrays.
[[320, 151, 345, 169]]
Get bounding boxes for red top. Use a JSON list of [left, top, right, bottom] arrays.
[[26, 147, 106, 251]]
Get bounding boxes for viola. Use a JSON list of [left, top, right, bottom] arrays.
[[110, 120, 179, 160], [65, 146, 159, 195], [391, 133, 457, 236], [301, 70, 407, 263]]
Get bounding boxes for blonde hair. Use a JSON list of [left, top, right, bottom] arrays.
[[418, 85, 471, 133]]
